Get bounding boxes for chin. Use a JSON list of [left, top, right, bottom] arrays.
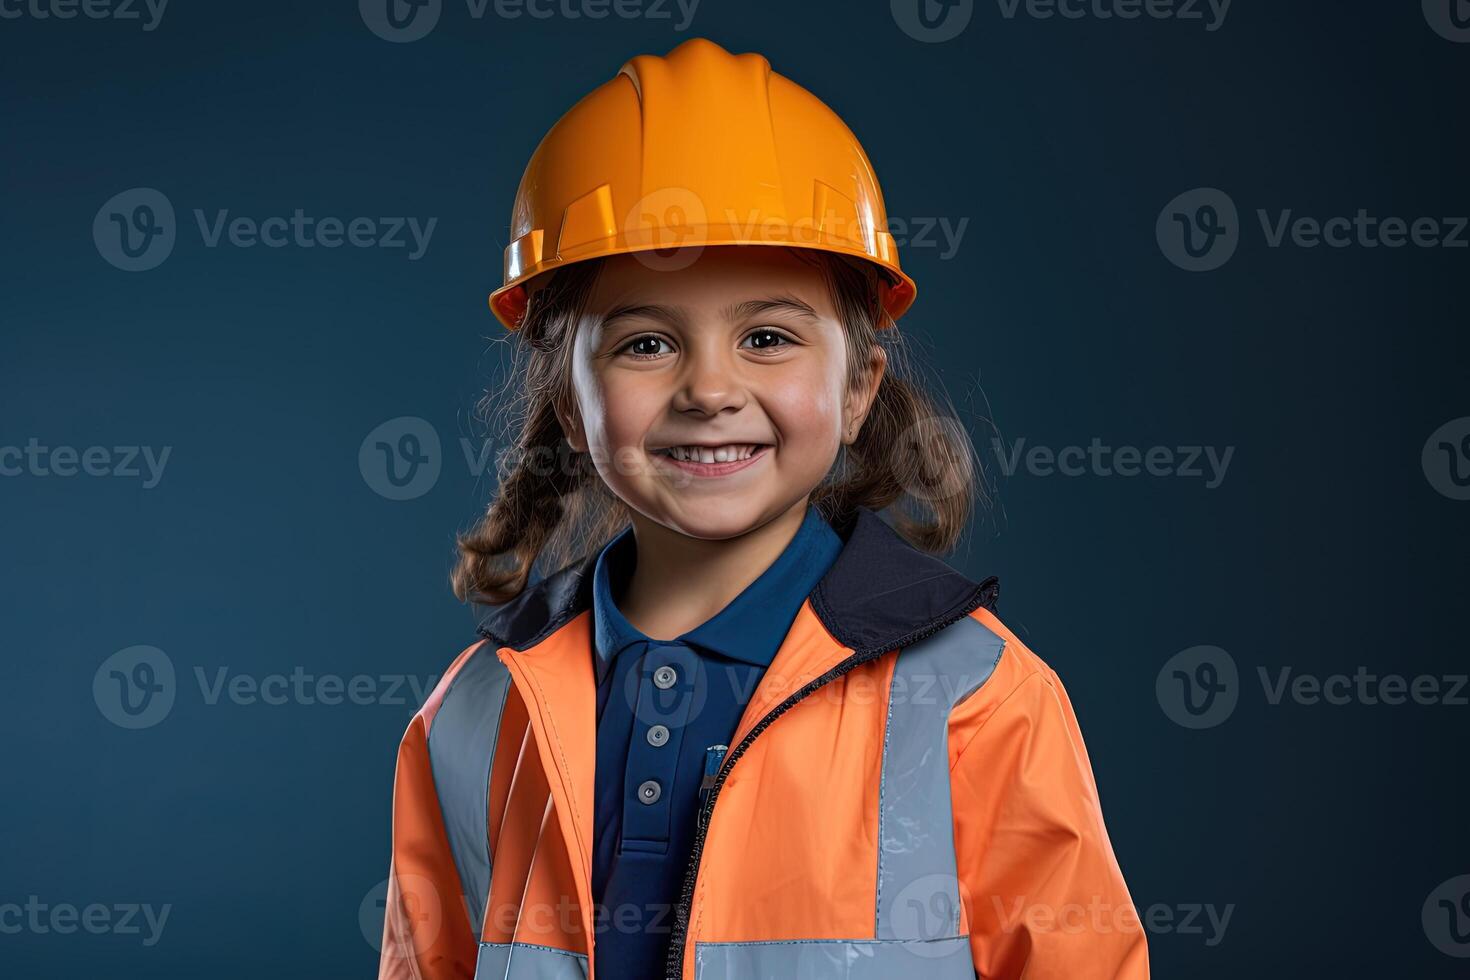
[[643, 496, 777, 541]]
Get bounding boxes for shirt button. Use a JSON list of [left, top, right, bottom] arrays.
[[646, 724, 670, 746], [652, 665, 677, 689], [637, 779, 662, 804]]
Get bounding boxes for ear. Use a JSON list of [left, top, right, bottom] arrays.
[[841, 344, 888, 445], [555, 393, 589, 454]]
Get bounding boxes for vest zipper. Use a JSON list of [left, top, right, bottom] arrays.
[[661, 576, 998, 979], [696, 744, 728, 829]]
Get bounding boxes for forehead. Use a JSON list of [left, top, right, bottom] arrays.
[[587, 246, 834, 316]]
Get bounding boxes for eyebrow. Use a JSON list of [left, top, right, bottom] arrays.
[[602, 304, 686, 330], [723, 295, 820, 322], [600, 294, 821, 332]]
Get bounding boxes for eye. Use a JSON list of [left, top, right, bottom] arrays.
[[616, 333, 674, 360], [740, 327, 795, 352]]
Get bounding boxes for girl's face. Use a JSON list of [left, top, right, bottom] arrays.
[[559, 246, 885, 540]]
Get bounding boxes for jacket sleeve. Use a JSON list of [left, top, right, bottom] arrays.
[[950, 664, 1150, 979], [378, 689, 481, 978]]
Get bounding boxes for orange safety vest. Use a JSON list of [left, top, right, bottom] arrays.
[[378, 507, 1150, 979]]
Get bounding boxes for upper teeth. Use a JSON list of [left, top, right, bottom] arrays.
[[665, 444, 759, 463]]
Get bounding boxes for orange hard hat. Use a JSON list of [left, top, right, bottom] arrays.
[[488, 37, 917, 330]]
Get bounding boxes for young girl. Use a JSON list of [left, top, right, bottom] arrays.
[[378, 38, 1148, 980]]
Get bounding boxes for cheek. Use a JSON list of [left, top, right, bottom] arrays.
[[765, 366, 846, 443], [586, 372, 658, 447]]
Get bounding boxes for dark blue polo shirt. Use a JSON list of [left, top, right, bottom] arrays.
[[589, 503, 842, 977]]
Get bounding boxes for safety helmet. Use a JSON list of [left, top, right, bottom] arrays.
[[488, 37, 917, 330]]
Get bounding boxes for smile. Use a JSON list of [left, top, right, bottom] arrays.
[[652, 443, 771, 476]]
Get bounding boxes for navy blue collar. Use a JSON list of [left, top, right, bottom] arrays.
[[589, 503, 842, 686], [476, 504, 999, 660]]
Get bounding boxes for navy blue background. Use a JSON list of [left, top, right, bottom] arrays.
[[2, 1, 1465, 976]]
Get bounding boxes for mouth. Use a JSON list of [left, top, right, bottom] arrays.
[[650, 443, 772, 477]]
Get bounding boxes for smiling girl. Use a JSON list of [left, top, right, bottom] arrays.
[[378, 38, 1147, 980]]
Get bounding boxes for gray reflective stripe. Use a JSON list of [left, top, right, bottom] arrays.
[[427, 643, 514, 938], [694, 935, 973, 978], [475, 941, 589, 979], [876, 615, 1005, 942]]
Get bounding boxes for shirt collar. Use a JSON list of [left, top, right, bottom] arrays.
[[590, 503, 843, 687]]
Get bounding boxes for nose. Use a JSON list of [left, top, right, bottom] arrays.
[[671, 341, 747, 418]]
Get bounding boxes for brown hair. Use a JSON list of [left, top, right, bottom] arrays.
[[451, 248, 980, 606]]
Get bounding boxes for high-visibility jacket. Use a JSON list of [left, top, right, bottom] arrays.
[[379, 506, 1150, 979]]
